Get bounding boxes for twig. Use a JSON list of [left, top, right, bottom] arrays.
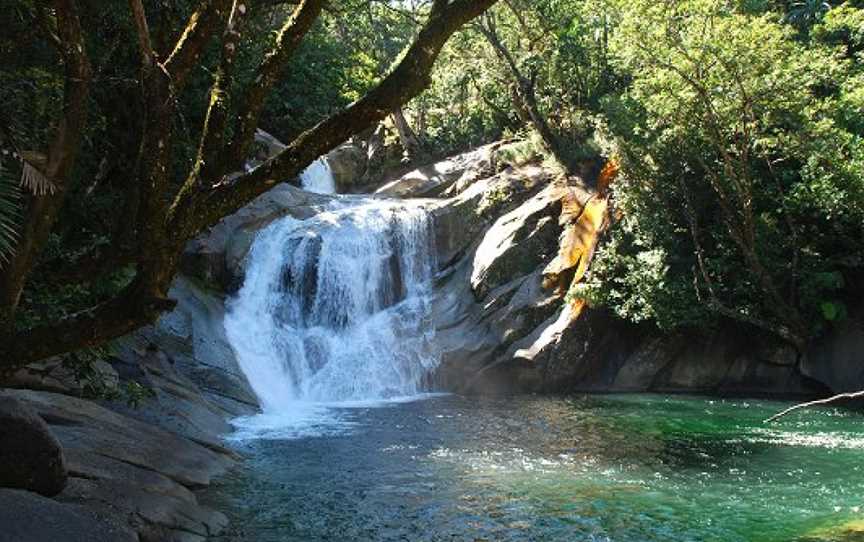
[[764, 391, 864, 423]]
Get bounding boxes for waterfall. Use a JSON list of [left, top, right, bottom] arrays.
[[300, 157, 337, 194], [225, 200, 440, 415]]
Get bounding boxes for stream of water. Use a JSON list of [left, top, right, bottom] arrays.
[[216, 165, 864, 541]]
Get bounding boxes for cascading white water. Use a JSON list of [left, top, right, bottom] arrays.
[[299, 157, 337, 194], [225, 200, 440, 416]]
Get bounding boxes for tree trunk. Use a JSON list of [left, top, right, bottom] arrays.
[[391, 107, 426, 164], [479, 14, 572, 172]]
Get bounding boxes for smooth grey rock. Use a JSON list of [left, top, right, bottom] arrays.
[[469, 181, 565, 299], [431, 163, 549, 269], [328, 142, 367, 191], [59, 478, 227, 542], [0, 396, 67, 496], [612, 337, 678, 391], [803, 308, 864, 393], [0, 389, 232, 489], [65, 449, 196, 503], [376, 144, 498, 198], [0, 488, 137, 542]]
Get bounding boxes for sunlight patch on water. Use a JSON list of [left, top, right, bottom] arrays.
[[745, 429, 864, 449]]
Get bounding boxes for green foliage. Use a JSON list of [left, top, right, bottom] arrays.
[[0, 156, 20, 265], [574, 0, 864, 341], [494, 134, 545, 168]]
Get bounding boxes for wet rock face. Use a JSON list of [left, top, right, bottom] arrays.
[[802, 304, 864, 393], [0, 396, 67, 497]]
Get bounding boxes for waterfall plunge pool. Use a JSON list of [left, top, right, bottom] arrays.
[[215, 182, 864, 541], [204, 393, 864, 542]]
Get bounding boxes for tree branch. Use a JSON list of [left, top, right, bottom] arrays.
[[0, 0, 92, 328], [222, 0, 326, 172], [170, 0, 499, 239], [764, 391, 864, 423], [179, 0, 250, 198], [163, 0, 233, 88], [128, 0, 155, 67], [0, 280, 176, 369]]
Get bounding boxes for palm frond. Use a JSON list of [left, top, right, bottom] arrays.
[[0, 154, 21, 265], [18, 150, 55, 195]]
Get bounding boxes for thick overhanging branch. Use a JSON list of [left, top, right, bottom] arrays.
[[2, 0, 499, 372], [0, 280, 176, 369], [171, 0, 499, 238], [223, 0, 326, 172]]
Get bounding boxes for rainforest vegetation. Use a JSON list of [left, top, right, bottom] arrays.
[[1, 0, 863, 372]]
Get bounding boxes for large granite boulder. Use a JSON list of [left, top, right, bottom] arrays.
[[0, 389, 232, 541], [328, 142, 368, 192], [469, 181, 568, 299], [376, 143, 502, 198], [432, 163, 552, 269], [0, 396, 67, 497]]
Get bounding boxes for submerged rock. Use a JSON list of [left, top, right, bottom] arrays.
[[0, 396, 67, 497]]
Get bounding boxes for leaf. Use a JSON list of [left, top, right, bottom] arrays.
[[820, 300, 845, 321], [19, 158, 56, 196], [0, 155, 21, 265]]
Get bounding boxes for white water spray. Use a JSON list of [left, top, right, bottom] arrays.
[[300, 157, 337, 194], [225, 200, 440, 416]]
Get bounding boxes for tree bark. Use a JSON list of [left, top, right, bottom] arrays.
[[222, 0, 326, 172], [391, 107, 425, 163], [169, 0, 499, 239]]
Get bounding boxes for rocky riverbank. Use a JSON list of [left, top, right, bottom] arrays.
[[0, 278, 256, 542]]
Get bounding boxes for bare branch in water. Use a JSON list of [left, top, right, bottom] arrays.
[[764, 391, 864, 423]]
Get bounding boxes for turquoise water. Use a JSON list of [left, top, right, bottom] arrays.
[[205, 394, 864, 541]]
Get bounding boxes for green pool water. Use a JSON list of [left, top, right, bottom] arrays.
[[204, 394, 864, 541]]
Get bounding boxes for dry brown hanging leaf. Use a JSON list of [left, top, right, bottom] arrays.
[[17, 151, 55, 195]]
